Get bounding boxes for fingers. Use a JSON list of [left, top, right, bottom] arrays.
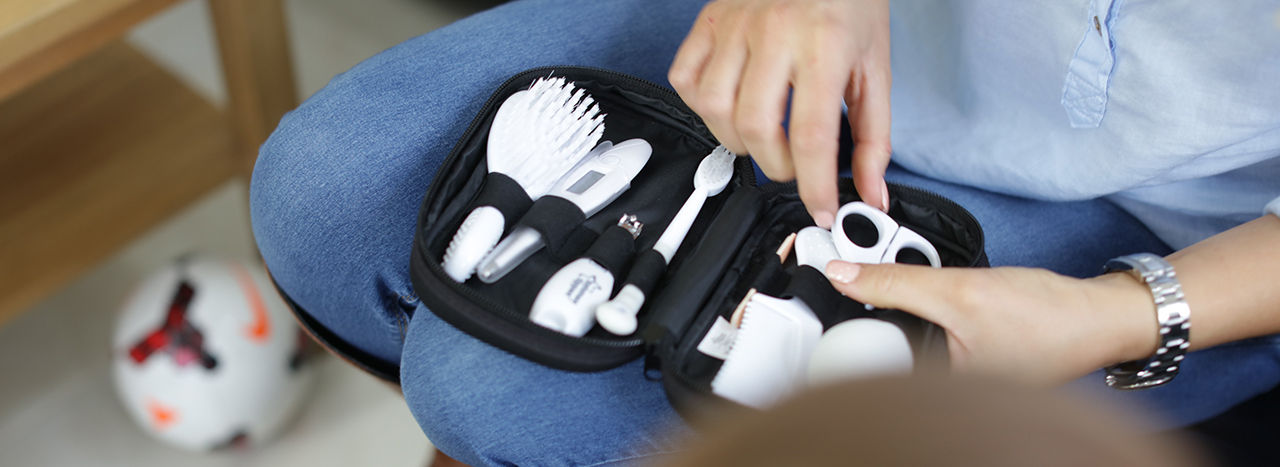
[[671, 3, 798, 184], [671, 0, 893, 227], [668, 9, 715, 99], [848, 70, 893, 212], [696, 31, 749, 154], [735, 32, 794, 184], [669, 5, 751, 155], [825, 260, 957, 328], [789, 65, 847, 228]]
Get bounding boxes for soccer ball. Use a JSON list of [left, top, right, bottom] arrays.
[[112, 257, 316, 451]]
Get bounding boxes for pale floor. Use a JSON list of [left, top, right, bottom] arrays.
[[0, 0, 495, 465]]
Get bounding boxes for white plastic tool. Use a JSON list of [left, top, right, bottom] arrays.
[[807, 318, 914, 386], [529, 215, 643, 337], [475, 138, 652, 283], [794, 226, 841, 273], [710, 293, 823, 409], [441, 77, 606, 282], [529, 257, 616, 337], [831, 201, 941, 267], [595, 146, 737, 336]]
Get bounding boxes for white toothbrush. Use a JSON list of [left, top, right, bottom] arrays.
[[475, 138, 652, 283], [441, 77, 606, 282], [594, 146, 737, 336], [528, 215, 643, 337]]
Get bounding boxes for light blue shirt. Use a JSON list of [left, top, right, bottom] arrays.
[[888, 0, 1280, 249]]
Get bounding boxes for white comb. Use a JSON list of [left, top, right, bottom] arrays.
[[711, 293, 822, 409]]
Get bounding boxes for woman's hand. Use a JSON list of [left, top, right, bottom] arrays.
[[668, 0, 893, 228], [824, 261, 1161, 385]]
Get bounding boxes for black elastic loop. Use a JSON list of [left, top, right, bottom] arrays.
[[749, 259, 790, 297], [512, 196, 588, 257], [471, 172, 534, 234], [624, 249, 669, 296], [780, 266, 863, 329], [582, 225, 638, 278]]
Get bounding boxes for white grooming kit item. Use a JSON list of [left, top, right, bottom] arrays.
[[807, 318, 914, 386], [595, 146, 737, 336], [794, 226, 841, 273], [529, 257, 616, 337], [594, 284, 646, 336], [476, 138, 652, 283], [441, 77, 606, 282], [710, 294, 822, 409], [529, 215, 643, 337], [831, 202, 941, 267]]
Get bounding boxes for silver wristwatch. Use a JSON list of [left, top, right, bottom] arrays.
[[1102, 253, 1190, 390]]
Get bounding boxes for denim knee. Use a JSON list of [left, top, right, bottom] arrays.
[[399, 310, 688, 466], [248, 95, 426, 367]]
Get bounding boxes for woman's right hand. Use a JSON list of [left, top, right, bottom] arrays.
[[668, 0, 893, 227]]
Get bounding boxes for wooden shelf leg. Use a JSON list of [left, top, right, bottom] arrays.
[[208, 0, 298, 174]]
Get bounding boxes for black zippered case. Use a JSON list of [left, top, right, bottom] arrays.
[[408, 66, 988, 417]]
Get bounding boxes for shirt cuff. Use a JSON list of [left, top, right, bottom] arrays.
[[1268, 196, 1280, 218]]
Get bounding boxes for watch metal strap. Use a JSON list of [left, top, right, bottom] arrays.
[[1102, 253, 1190, 390]]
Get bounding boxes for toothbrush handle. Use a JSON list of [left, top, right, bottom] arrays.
[[599, 187, 708, 322], [651, 188, 708, 261]]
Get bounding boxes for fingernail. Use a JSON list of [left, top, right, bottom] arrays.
[[880, 184, 890, 212], [826, 261, 861, 284], [813, 210, 834, 229]]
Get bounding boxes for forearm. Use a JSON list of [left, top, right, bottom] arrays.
[[1092, 215, 1280, 365]]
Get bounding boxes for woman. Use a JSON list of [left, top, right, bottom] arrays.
[[250, 0, 1280, 464]]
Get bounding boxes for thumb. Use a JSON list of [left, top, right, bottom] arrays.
[[825, 260, 956, 326]]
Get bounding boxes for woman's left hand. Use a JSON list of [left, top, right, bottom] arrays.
[[824, 261, 1159, 385]]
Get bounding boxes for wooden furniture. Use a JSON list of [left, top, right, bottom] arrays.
[[0, 0, 297, 324]]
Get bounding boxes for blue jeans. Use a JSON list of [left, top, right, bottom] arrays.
[[249, 0, 1280, 464]]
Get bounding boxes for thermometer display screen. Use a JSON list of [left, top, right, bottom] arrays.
[[566, 170, 605, 195]]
